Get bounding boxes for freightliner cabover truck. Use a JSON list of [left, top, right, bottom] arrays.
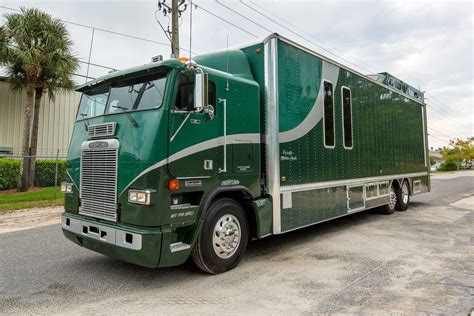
[[61, 34, 429, 274]]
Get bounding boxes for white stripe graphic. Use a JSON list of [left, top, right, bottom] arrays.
[[120, 133, 260, 195], [120, 61, 339, 194], [279, 60, 339, 143]]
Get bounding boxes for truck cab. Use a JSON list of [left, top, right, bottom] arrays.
[[62, 52, 269, 273]]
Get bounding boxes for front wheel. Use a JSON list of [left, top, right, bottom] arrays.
[[191, 198, 249, 274], [396, 180, 410, 211]]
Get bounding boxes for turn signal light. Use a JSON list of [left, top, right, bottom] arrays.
[[178, 57, 189, 62], [169, 179, 180, 191]]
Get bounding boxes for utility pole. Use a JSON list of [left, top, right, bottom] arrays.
[[157, 0, 188, 58], [171, 0, 180, 58]]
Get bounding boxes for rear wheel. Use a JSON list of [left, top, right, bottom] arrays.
[[191, 198, 249, 274], [396, 180, 410, 211], [382, 185, 397, 215]]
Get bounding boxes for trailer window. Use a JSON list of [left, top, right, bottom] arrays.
[[342, 87, 353, 149], [323, 81, 335, 148]]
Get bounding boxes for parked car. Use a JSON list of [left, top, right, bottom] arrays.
[[431, 163, 441, 171]]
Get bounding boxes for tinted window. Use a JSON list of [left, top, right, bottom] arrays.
[[323, 81, 335, 148], [342, 87, 353, 149], [174, 74, 195, 111]]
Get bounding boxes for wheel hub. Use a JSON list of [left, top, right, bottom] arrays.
[[402, 183, 409, 204], [213, 214, 241, 259], [388, 188, 397, 209]]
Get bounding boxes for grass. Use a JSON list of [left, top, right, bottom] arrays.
[[0, 186, 64, 212]]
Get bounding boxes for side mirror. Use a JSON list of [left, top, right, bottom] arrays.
[[204, 104, 215, 120], [194, 72, 208, 112]]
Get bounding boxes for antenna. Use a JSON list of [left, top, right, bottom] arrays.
[[226, 34, 229, 91], [189, 0, 193, 62]]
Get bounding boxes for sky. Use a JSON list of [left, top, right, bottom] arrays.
[[0, 0, 472, 149]]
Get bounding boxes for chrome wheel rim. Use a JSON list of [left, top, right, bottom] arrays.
[[212, 214, 241, 259], [402, 182, 409, 204], [388, 187, 397, 209]]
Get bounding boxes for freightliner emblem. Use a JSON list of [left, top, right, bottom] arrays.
[[89, 141, 109, 149]]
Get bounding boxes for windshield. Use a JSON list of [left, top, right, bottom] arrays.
[[76, 87, 109, 120], [106, 73, 167, 114], [76, 71, 168, 121]]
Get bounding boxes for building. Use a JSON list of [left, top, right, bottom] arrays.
[[0, 78, 81, 157]]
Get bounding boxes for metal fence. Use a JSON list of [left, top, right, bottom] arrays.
[[0, 154, 67, 192]]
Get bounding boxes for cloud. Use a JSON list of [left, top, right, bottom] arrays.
[[1, 0, 472, 148]]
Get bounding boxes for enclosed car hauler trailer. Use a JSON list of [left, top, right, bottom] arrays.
[[61, 34, 430, 274]]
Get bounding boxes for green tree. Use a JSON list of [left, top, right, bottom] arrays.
[[439, 137, 474, 170], [0, 8, 78, 191]]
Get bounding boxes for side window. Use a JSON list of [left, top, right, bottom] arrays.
[[174, 74, 195, 111], [323, 80, 335, 148], [342, 87, 353, 149], [174, 76, 216, 112]]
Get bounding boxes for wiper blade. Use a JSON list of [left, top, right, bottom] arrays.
[[80, 113, 89, 130], [111, 105, 138, 128]]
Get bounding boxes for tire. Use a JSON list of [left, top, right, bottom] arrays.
[[396, 180, 410, 211], [191, 198, 249, 274], [382, 185, 397, 215]]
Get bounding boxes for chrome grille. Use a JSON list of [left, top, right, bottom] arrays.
[[88, 122, 116, 138], [79, 140, 119, 222]]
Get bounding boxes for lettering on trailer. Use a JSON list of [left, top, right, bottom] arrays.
[[280, 150, 297, 161]]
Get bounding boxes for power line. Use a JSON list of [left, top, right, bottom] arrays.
[[238, 0, 376, 74], [247, 0, 379, 75], [1, 54, 95, 81], [193, 2, 258, 38], [3, 42, 118, 73], [428, 133, 451, 145], [215, 0, 273, 33], [428, 127, 457, 140], [0, 5, 198, 55]]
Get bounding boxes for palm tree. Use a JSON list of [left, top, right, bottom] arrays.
[[0, 8, 78, 191]]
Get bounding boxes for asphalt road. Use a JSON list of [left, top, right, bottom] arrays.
[[1, 173, 473, 314]]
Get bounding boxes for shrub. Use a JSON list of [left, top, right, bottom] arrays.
[[34, 160, 67, 187], [439, 160, 458, 171], [0, 158, 21, 190]]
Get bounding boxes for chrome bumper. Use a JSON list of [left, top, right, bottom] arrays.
[[62, 214, 142, 250]]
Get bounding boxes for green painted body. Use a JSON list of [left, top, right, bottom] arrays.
[[62, 34, 429, 268]]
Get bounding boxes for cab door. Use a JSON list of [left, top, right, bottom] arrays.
[[167, 73, 220, 179]]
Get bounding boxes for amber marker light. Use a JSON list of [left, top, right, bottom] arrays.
[[169, 179, 180, 191], [178, 57, 189, 62]]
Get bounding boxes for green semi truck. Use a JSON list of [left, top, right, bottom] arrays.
[[61, 34, 429, 274]]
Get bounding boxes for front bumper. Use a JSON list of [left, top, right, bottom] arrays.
[[62, 213, 162, 268]]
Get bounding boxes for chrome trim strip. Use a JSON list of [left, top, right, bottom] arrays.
[[170, 112, 191, 142], [81, 139, 120, 150], [62, 215, 142, 250], [413, 180, 422, 194], [281, 202, 386, 234], [218, 98, 228, 173], [265, 37, 281, 234], [170, 242, 191, 253], [280, 172, 429, 193], [422, 105, 428, 168], [175, 176, 211, 180], [170, 203, 198, 210]]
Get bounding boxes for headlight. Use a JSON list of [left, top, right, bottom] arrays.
[[60, 182, 73, 193], [128, 189, 154, 205]]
